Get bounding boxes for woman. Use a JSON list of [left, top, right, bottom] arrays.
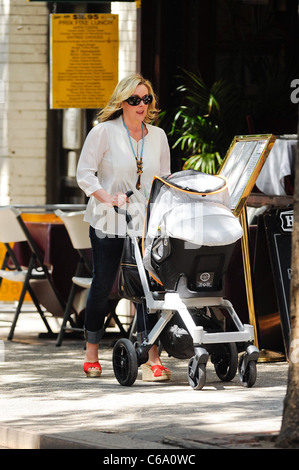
[[76, 73, 171, 381]]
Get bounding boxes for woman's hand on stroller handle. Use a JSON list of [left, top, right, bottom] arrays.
[[113, 190, 133, 224], [111, 191, 132, 208]]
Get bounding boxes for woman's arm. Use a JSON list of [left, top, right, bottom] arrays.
[[91, 188, 129, 207]]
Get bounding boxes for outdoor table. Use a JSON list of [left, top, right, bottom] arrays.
[[256, 137, 297, 196]]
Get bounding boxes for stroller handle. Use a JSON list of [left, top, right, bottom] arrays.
[[113, 190, 133, 225]]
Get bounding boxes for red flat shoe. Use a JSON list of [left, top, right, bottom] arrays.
[[141, 363, 171, 382], [83, 361, 102, 377]]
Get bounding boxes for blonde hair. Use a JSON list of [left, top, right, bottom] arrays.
[[97, 73, 159, 123]]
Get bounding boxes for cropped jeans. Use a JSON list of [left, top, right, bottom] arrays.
[[84, 226, 157, 344]]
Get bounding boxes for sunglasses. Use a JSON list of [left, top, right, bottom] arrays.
[[125, 94, 153, 106]]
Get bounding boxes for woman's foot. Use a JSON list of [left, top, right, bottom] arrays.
[[83, 361, 102, 377], [141, 363, 171, 382], [84, 342, 101, 377], [141, 344, 171, 381]]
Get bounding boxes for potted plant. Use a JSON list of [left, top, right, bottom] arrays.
[[165, 69, 244, 174]]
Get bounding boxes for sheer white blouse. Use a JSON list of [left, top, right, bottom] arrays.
[[76, 115, 171, 235]]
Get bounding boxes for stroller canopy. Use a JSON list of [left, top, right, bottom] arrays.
[[143, 170, 243, 277]]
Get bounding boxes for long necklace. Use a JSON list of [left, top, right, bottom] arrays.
[[123, 118, 144, 190]]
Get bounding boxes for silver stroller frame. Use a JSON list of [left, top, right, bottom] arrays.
[[112, 197, 259, 390]]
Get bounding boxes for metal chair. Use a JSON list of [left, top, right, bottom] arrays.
[[55, 210, 132, 346], [0, 206, 64, 340]]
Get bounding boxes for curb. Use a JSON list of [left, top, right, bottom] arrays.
[[0, 425, 176, 450]]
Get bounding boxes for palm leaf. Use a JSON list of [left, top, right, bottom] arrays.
[[167, 68, 243, 173]]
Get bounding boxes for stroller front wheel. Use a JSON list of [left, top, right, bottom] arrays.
[[212, 342, 238, 382], [238, 354, 257, 388], [187, 357, 206, 390], [113, 338, 138, 386]]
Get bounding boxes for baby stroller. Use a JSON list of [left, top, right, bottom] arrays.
[[113, 170, 259, 390]]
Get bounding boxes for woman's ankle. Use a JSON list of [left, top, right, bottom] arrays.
[[85, 342, 99, 363], [147, 345, 163, 366]]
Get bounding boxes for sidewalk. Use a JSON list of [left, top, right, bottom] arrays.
[[0, 304, 289, 450]]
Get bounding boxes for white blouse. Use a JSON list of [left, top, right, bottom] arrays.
[[76, 115, 171, 235]]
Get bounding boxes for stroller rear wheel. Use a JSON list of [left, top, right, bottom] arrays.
[[187, 357, 206, 390], [113, 338, 138, 386], [211, 342, 238, 382]]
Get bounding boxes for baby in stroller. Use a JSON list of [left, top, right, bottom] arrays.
[[113, 170, 259, 390]]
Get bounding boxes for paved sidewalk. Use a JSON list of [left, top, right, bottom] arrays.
[[0, 305, 289, 450]]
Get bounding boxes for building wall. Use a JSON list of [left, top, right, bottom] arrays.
[[0, 1, 137, 206], [0, 0, 48, 205], [111, 1, 137, 80]]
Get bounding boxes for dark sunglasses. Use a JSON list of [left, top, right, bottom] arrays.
[[125, 94, 153, 106]]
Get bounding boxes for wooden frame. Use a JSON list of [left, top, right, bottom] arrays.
[[218, 134, 276, 216], [217, 134, 276, 350]]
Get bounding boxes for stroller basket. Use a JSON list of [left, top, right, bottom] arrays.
[[119, 236, 163, 303]]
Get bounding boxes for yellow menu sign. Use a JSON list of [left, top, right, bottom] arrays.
[[50, 13, 118, 109]]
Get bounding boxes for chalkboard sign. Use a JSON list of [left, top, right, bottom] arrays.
[[264, 209, 293, 355]]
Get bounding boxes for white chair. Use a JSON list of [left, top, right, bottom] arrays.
[[54, 210, 92, 346], [55, 210, 132, 346], [0, 206, 62, 339]]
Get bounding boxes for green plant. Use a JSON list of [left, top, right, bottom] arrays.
[[171, 110, 223, 174], [167, 69, 244, 174]]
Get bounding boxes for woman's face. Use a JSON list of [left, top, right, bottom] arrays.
[[122, 84, 150, 124]]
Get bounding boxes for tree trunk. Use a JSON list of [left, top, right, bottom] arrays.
[[276, 107, 299, 448]]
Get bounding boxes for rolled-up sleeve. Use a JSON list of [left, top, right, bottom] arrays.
[[76, 125, 108, 197]]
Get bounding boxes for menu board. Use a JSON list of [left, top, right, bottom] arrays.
[[50, 13, 118, 109], [218, 135, 276, 216], [264, 209, 292, 355]]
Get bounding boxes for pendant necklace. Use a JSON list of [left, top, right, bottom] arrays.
[[123, 118, 144, 190]]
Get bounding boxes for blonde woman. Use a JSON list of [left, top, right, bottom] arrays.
[[77, 74, 171, 381]]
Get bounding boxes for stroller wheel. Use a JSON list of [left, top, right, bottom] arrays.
[[238, 354, 257, 388], [187, 356, 206, 390], [113, 338, 138, 386], [212, 342, 238, 382]]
